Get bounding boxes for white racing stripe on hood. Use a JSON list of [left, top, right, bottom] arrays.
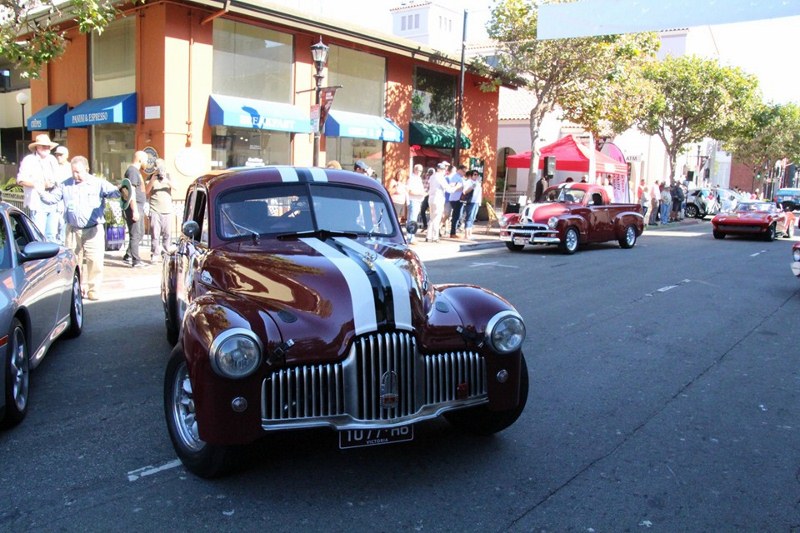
[[308, 167, 328, 182], [333, 237, 413, 331], [300, 238, 377, 335]]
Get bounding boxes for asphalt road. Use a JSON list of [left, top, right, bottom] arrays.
[[1, 221, 798, 532]]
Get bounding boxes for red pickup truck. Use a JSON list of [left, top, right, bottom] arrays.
[[499, 183, 644, 254]]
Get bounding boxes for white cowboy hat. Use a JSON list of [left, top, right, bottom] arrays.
[[28, 133, 59, 151]]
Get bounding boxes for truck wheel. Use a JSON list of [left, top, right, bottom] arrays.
[[713, 230, 725, 239], [505, 242, 524, 252], [685, 204, 699, 219], [619, 224, 637, 249], [559, 227, 579, 254]]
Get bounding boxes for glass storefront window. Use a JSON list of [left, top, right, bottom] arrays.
[[92, 17, 135, 98], [92, 124, 136, 182], [325, 137, 383, 181], [326, 46, 385, 115], [211, 126, 290, 169], [412, 67, 456, 125], [213, 20, 293, 102]]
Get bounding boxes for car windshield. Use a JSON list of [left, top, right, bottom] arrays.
[[735, 202, 773, 213], [216, 183, 396, 240], [543, 186, 586, 204]]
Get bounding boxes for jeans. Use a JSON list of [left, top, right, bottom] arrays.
[[419, 196, 429, 229], [660, 201, 670, 225], [31, 209, 60, 243], [463, 202, 479, 229], [449, 201, 463, 236], [407, 199, 422, 242]]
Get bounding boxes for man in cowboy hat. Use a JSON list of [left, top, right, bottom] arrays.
[[16, 133, 61, 242]]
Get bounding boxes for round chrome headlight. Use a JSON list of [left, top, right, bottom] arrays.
[[485, 311, 526, 354], [793, 248, 800, 262], [209, 328, 263, 378], [547, 216, 558, 229]]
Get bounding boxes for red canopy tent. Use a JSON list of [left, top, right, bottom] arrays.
[[505, 135, 628, 175]]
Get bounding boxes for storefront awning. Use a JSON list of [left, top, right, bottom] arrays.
[[208, 94, 312, 133], [409, 122, 471, 150], [64, 93, 137, 127], [27, 103, 68, 131], [324, 110, 403, 142]]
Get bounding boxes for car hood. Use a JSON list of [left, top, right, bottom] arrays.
[[521, 202, 568, 224], [200, 237, 430, 359]]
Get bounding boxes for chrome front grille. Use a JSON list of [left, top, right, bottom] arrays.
[[261, 331, 488, 428]]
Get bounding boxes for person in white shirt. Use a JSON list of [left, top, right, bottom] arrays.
[[406, 164, 426, 243], [16, 133, 60, 242], [426, 162, 453, 242], [447, 164, 466, 238]]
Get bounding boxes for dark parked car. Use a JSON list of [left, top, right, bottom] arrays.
[[775, 188, 800, 211], [0, 202, 82, 428], [161, 167, 528, 477]]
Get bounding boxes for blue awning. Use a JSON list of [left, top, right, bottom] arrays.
[[324, 110, 404, 143], [208, 94, 312, 134], [64, 93, 137, 127], [27, 103, 68, 131]]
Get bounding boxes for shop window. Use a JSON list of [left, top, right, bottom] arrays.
[[92, 16, 135, 98], [213, 19, 293, 102], [412, 67, 456, 125], [325, 137, 383, 182], [92, 124, 135, 182], [211, 126, 290, 169], [326, 46, 385, 116]]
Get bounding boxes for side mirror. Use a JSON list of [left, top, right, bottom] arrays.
[[20, 241, 60, 262], [182, 220, 201, 240]]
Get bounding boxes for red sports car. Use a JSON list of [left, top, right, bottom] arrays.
[[161, 166, 528, 477], [712, 201, 795, 241]]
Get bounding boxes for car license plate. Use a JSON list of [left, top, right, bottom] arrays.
[[513, 236, 527, 246], [338, 426, 414, 449]]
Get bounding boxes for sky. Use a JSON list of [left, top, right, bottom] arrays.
[[273, 1, 798, 105]]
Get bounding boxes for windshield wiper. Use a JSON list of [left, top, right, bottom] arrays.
[[277, 229, 359, 241], [221, 209, 260, 244]]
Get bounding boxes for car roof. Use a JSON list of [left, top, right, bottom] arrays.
[[194, 166, 385, 195]]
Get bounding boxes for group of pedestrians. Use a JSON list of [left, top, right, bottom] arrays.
[[637, 178, 686, 226], [386, 160, 483, 243], [16, 134, 174, 300]]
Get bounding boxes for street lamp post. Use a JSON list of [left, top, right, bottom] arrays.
[[16, 91, 29, 142], [310, 39, 329, 167]]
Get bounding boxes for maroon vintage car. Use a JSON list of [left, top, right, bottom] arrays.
[[791, 242, 800, 278], [499, 183, 644, 254], [712, 200, 796, 240], [162, 166, 528, 477]]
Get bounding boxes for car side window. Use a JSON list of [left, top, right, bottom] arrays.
[[0, 217, 11, 270], [8, 213, 35, 255], [193, 190, 208, 244]]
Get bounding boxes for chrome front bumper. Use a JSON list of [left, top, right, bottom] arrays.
[[500, 225, 560, 245]]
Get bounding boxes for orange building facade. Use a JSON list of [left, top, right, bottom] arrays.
[[26, 1, 500, 200]]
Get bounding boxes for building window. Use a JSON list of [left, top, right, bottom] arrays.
[[325, 138, 383, 181], [401, 16, 407, 31], [412, 67, 456, 125], [213, 19, 293, 102], [92, 124, 136, 182], [414, 14, 420, 29], [91, 16, 135, 98], [211, 126, 290, 169], [326, 45, 386, 116]]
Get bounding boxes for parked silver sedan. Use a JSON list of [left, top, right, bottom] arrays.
[[0, 202, 83, 428]]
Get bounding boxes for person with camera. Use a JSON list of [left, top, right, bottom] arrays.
[[145, 158, 174, 263]]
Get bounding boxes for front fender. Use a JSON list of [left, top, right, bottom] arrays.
[[555, 215, 588, 239]]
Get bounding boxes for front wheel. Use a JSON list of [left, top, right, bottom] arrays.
[[559, 227, 579, 254], [2, 319, 29, 428], [505, 242, 524, 252], [619, 224, 637, 249], [713, 230, 726, 239], [65, 272, 83, 338], [685, 204, 699, 219], [765, 223, 777, 242], [444, 357, 529, 435], [164, 349, 235, 478]]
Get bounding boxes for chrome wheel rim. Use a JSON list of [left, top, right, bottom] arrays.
[[170, 360, 204, 452], [10, 326, 29, 412], [566, 229, 578, 251], [72, 276, 83, 329], [626, 226, 635, 246]]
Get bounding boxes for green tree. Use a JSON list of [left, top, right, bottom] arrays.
[[0, 0, 137, 79], [475, 0, 658, 200], [634, 54, 760, 181], [725, 102, 800, 195]]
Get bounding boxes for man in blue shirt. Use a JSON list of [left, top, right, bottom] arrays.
[[39, 155, 120, 301]]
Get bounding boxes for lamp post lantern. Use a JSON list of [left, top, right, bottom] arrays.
[[310, 38, 329, 167], [16, 91, 29, 141]]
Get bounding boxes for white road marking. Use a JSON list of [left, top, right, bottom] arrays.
[[469, 261, 519, 269], [750, 250, 767, 257], [657, 285, 677, 293], [127, 459, 182, 481]]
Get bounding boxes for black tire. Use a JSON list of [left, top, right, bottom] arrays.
[[444, 356, 529, 436], [765, 223, 777, 242], [164, 290, 179, 346], [164, 348, 235, 478], [1, 319, 29, 428], [685, 204, 699, 219], [505, 242, 524, 252], [559, 227, 579, 254], [65, 272, 83, 338], [619, 224, 637, 249], [713, 230, 725, 239]]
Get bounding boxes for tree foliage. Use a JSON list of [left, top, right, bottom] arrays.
[[634, 54, 760, 181], [0, 0, 132, 79], [474, 0, 658, 199]]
